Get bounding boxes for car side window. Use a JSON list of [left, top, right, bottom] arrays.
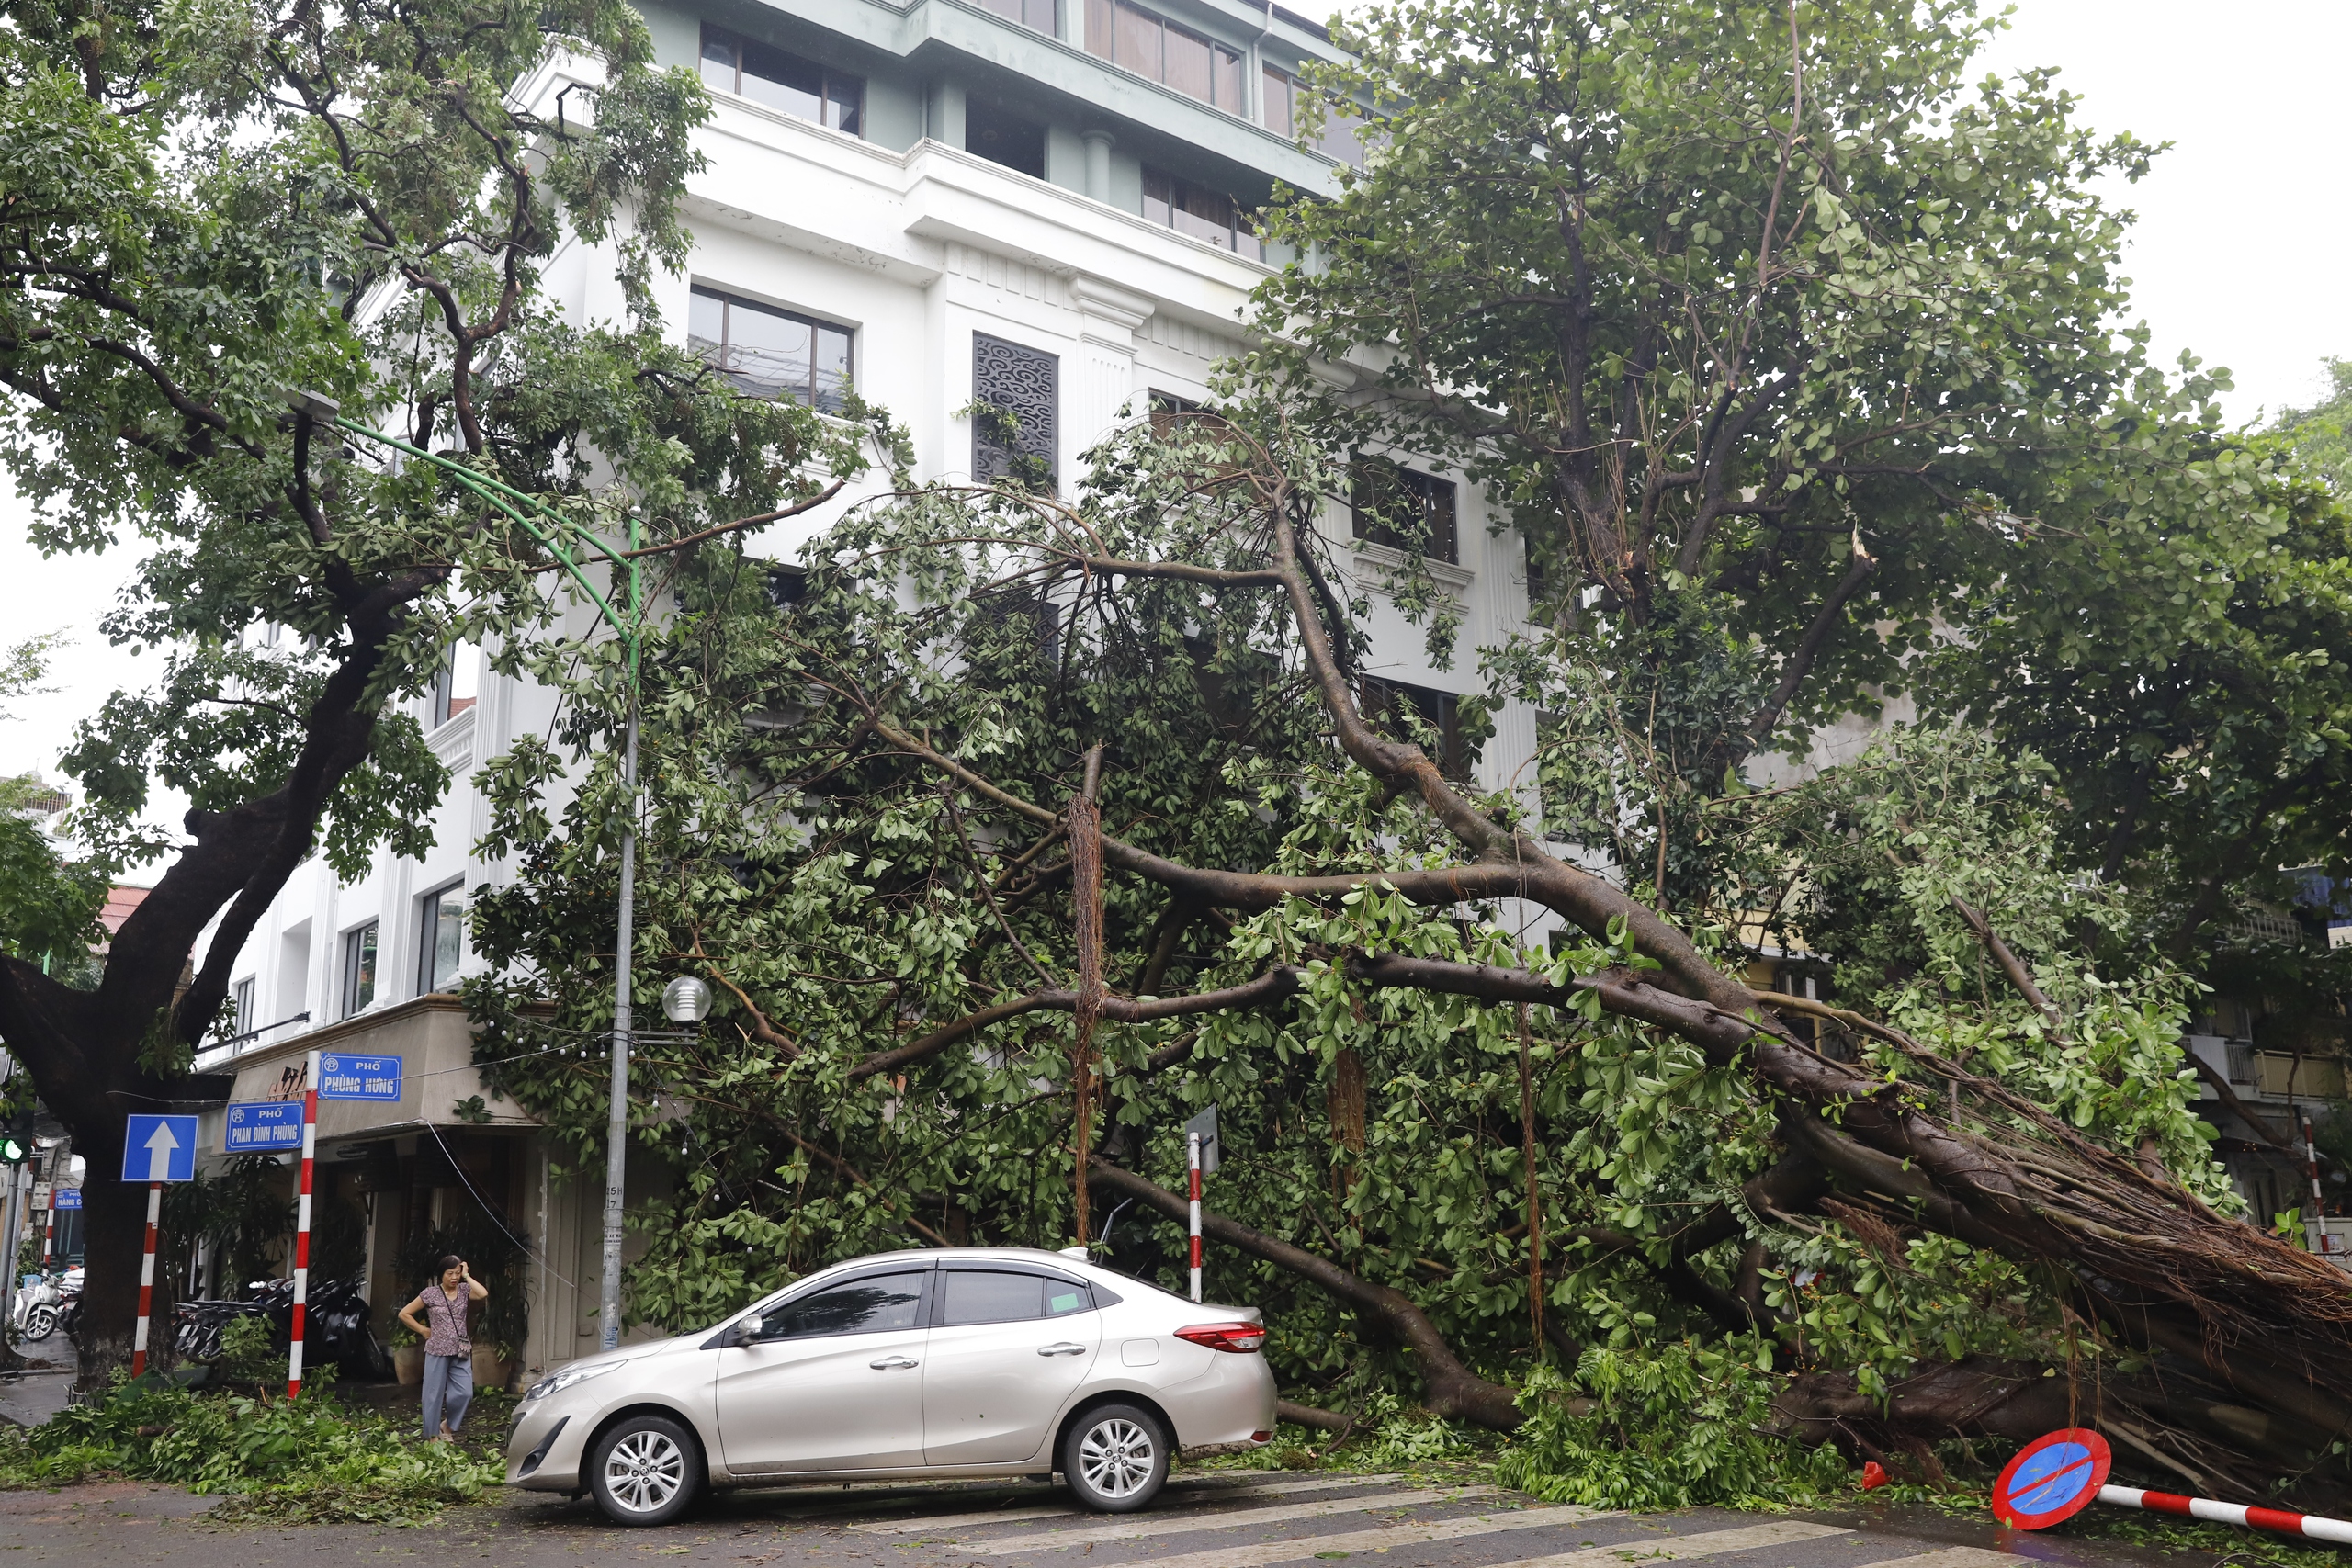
[[1046, 1281, 1092, 1317], [760, 1271, 925, 1339], [939, 1269, 1049, 1325]]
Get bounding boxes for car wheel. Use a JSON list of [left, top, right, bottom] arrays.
[[1062, 1403, 1168, 1513], [588, 1414, 703, 1527]]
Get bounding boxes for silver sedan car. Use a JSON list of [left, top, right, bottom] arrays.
[[506, 1247, 1276, 1526]]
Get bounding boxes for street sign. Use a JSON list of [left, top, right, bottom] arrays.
[[121, 1114, 198, 1183], [1183, 1104, 1221, 1175], [51, 1188, 81, 1210], [1993, 1427, 2112, 1529], [317, 1052, 401, 1100], [224, 1100, 307, 1152]]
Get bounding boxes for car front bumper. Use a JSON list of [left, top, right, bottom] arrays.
[[505, 1400, 593, 1491]]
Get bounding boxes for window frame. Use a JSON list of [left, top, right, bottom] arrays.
[[976, 0, 1057, 35], [1141, 165, 1260, 260], [1350, 456, 1459, 565], [340, 920, 379, 1020], [1360, 678, 1467, 781], [232, 976, 255, 1038], [972, 333, 1060, 491], [417, 882, 466, 997], [1085, 0, 1247, 115], [689, 285, 856, 413], [698, 25, 864, 137]]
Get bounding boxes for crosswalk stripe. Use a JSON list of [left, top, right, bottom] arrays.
[[854, 1474, 1404, 1534], [959, 1487, 1498, 1553], [1849, 1551, 2015, 1568], [969, 1504, 1606, 1564], [1487, 1520, 1851, 1568]]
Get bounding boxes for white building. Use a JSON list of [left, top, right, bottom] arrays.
[[190, 0, 1551, 1380]]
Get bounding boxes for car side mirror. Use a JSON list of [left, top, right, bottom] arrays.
[[735, 1318, 769, 1347]]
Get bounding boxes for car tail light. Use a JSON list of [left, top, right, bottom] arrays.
[[1250, 1430, 1273, 1443], [1175, 1321, 1266, 1353]]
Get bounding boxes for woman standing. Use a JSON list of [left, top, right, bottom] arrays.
[[398, 1255, 489, 1442]]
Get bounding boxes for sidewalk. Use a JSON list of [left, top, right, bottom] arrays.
[[0, 1368, 75, 1428]]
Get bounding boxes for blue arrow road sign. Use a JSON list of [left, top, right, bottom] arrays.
[[51, 1188, 81, 1210], [122, 1114, 198, 1182], [223, 1100, 306, 1153], [318, 1053, 401, 1100]]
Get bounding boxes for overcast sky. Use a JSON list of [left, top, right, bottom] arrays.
[[3, 0, 2346, 854]]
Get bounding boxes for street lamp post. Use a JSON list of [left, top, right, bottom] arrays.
[[600, 709, 638, 1350], [326, 409, 645, 1354]]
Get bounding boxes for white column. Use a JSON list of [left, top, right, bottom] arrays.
[[1080, 130, 1114, 203], [1069, 276, 1154, 463]]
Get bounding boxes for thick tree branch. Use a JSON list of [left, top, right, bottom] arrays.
[[1737, 537, 1876, 756], [847, 966, 1307, 1082], [1084, 1156, 1522, 1430]]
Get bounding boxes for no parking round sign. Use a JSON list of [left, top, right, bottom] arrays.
[[1992, 1427, 2112, 1529]]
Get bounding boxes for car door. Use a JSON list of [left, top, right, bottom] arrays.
[[922, 1267, 1102, 1465], [713, 1269, 931, 1473]]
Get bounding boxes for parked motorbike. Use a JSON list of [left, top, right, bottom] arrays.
[[11, 1266, 81, 1345], [169, 1274, 389, 1380]]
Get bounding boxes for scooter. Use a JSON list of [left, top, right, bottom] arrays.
[[11, 1266, 80, 1344]]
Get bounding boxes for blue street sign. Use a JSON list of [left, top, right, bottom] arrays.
[[121, 1114, 198, 1182], [51, 1188, 81, 1211], [318, 1052, 401, 1101], [223, 1100, 306, 1153]]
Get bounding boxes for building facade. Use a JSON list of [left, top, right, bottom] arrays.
[[188, 0, 1555, 1381]]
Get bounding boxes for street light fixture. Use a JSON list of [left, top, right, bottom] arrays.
[[323, 410, 645, 1354], [662, 976, 712, 1025]]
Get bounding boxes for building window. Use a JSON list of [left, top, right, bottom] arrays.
[[967, 100, 1046, 179], [428, 643, 476, 729], [1361, 679, 1467, 779], [1142, 167, 1259, 259], [977, 0, 1057, 33], [341, 921, 378, 1019], [418, 886, 465, 996], [1085, 0, 1245, 114], [1149, 389, 1204, 440], [232, 976, 254, 1038], [1351, 457, 1458, 564], [766, 563, 808, 611], [972, 334, 1059, 490], [1259, 67, 1367, 165], [699, 27, 863, 136], [689, 287, 854, 413], [1261, 68, 1293, 137]]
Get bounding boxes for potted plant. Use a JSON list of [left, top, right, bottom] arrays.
[[470, 1339, 514, 1393], [389, 1323, 424, 1386]]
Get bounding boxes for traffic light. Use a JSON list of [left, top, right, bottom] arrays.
[[0, 1106, 31, 1164]]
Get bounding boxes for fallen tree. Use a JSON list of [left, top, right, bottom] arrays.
[[466, 400, 2352, 1507]]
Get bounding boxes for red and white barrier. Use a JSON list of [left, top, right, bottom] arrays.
[[286, 1048, 320, 1399], [2101, 1485, 2352, 1546], [130, 1180, 160, 1377], [1187, 1130, 1203, 1303]]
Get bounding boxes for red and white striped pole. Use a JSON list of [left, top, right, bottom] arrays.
[[2101, 1484, 2352, 1546], [2303, 1111, 2335, 1257], [130, 1180, 161, 1377], [286, 1048, 321, 1400], [1187, 1130, 1203, 1303]]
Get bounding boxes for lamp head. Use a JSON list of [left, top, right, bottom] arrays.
[[662, 976, 714, 1025]]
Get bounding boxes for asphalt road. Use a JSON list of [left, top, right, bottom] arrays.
[[0, 1468, 2229, 1568]]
